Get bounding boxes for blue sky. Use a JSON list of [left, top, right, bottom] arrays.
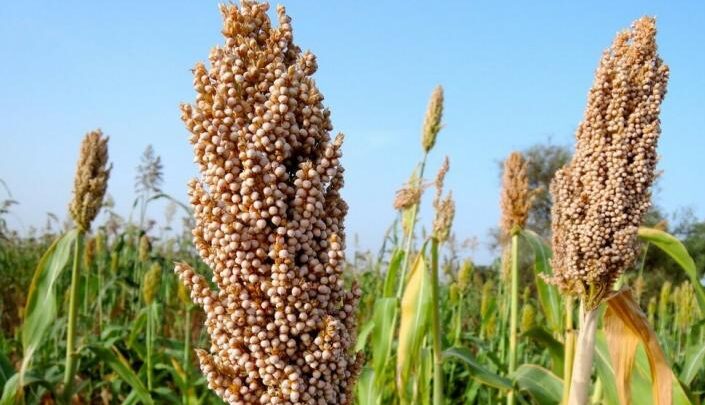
[[1, 1, 703, 263]]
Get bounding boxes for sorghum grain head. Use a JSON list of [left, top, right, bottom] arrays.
[[432, 157, 454, 243], [658, 281, 672, 318], [421, 86, 444, 153], [143, 262, 162, 305], [457, 260, 473, 291], [520, 303, 536, 333], [500, 152, 531, 237], [647, 296, 657, 325], [175, 2, 361, 403], [393, 184, 421, 211], [548, 17, 669, 309], [69, 130, 111, 232], [83, 237, 96, 269], [138, 234, 150, 262]]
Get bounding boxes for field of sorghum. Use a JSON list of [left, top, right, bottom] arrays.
[[1, 1, 704, 404]]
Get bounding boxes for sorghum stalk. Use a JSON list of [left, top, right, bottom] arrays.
[[143, 262, 161, 391], [548, 17, 669, 404], [569, 306, 598, 405], [64, 130, 110, 400], [500, 151, 531, 405], [63, 233, 84, 400], [430, 158, 453, 405], [395, 155, 427, 298], [430, 238, 443, 405], [562, 297, 575, 405], [507, 232, 519, 404], [175, 2, 361, 403], [395, 85, 444, 297], [177, 282, 192, 368]]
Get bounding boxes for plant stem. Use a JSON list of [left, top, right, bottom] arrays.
[[567, 303, 598, 405], [430, 238, 444, 405], [395, 153, 428, 299], [63, 231, 84, 401], [147, 302, 154, 391], [507, 233, 519, 405], [184, 307, 192, 366], [562, 297, 575, 405]]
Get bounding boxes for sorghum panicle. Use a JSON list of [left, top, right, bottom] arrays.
[[69, 130, 111, 232], [549, 17, 669, 309], [421, 86, 444, 153], [175, 2, 361, 403], [143, 262, 162, 305], [432, 157, 455, 243], [393, 185, 421, 211], [500, 151, 531, 237]]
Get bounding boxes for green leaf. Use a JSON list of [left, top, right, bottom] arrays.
[[521, 230, 562, 333], [443, 346, 512, 390], [0, 350, 13, 389], [522, 327, 564, 376], [17, 230, 78, 395], [632, 342, 693, 405], [91, 345, 154, 405], [511, 364, 563, 405], [168, 359, 198, 405], [355, 319, 375, 353], [0, 372, 51, 405], [418, 347, 432, 405], [371, 298, 397, 377], [383, 249, 404, 298], [0, 373, 19, 405], [680, 342, 705, 385], [356, 367, 375, 405], [594, 333, 620, 405], [638, 227, 705, 313]]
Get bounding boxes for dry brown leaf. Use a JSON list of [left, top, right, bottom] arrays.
[[604, 287, 673, 405]]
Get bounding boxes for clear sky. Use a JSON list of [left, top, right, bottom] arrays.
[[1, 1, 703, 263]]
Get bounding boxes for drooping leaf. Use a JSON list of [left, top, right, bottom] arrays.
[[604, 288, 673, 405], [521, 230, 562, 333], [638, 227, 705, 313], [632, 344, 693, 405], [511, 364, 562, 405], [522, 327, 564, 376], [443, 346, 512, 390]]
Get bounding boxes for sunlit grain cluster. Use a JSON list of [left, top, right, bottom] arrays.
[[174, 1, 362, 403]]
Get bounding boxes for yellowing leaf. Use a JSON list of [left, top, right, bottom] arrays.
[[604, 288, 673, 405], [396, 248, 432, 402]]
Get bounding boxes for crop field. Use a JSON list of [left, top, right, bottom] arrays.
[[1, 1, 704, 405]]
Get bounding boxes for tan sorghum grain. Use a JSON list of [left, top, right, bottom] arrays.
[[548, 17, 669, 309], [69, 130, 111, 232], [500, 152, 531, 237], [174, 2, 361, 403]]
